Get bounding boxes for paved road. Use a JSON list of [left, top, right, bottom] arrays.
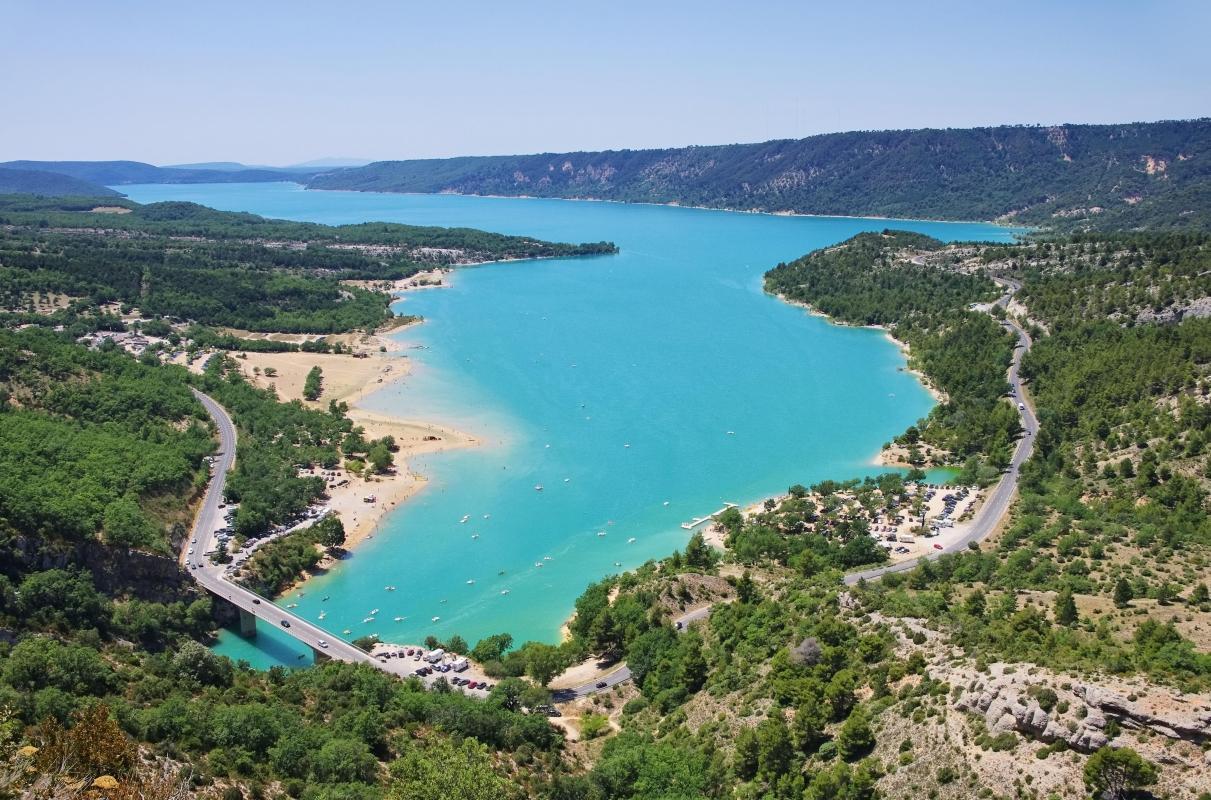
[[186, 389, 376, 668], [844, 280, 1037, 584]]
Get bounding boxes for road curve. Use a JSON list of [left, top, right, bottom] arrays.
[[843, 281, 1037, 585], [186, 389, 376, 668]]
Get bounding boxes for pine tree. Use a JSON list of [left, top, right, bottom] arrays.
[[1055, 588, 1078, 626], [1113, 578, 1134, 608], [964, 589, 987, 618]]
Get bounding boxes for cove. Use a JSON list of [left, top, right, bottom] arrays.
[[119, 182, 1018, 667]]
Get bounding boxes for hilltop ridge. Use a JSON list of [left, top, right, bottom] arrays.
[[309, 119, 1211, 230]]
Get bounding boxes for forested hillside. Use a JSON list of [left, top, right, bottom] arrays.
[[0, 167, 121, 197], [310, 119, 1211, 230], [0, 328, 568, 799], [0, 159, 317, 186]]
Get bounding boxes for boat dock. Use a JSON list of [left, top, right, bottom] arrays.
[[680, 502, 738, 530]]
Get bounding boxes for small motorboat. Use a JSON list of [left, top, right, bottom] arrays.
[[501, 589, 510, 595], [466, 579, 475, 585], [627, 537, 637, 543], [431, 616, 441, 622], [534, 484, 543, 491]]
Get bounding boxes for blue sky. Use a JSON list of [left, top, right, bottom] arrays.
[[3, 0, 1208, 164]]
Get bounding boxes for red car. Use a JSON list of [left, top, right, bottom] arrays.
[[933, 543, 943, 550]]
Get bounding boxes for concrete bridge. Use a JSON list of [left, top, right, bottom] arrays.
[[187, 389, 373, 667]]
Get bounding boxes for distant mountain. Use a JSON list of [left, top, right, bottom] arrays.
[[289, 157, 372, 169], [308, 119, 1211, 230], [0, 160, 317, 186], [0, 167, 121, 197], [164, 161, 274, 172]]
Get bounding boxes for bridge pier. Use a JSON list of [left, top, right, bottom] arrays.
[[238, 608, 257, 638], [312, 647, 331, 664]]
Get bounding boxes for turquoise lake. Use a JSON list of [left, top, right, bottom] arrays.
[[119, 183, 1017, 667]]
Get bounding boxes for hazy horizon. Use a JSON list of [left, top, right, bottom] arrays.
[[5, 0, 1209, 164]]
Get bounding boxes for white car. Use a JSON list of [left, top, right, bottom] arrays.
[[187, 548, 194, 554], [317, 640, 329, 649]]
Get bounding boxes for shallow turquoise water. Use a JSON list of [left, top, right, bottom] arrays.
[[120, 183, 1016, 667]]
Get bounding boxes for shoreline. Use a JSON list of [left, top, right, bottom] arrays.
[[231, 289, 480, 572], [304, 184, 1030, 231]]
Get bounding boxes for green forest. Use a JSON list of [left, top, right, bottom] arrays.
[[0, 195, 616, 334]]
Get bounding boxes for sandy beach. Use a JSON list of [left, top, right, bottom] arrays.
[[228, 315, 477, 555]]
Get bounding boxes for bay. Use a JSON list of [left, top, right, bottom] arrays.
[[119, 182, 1017, 667]]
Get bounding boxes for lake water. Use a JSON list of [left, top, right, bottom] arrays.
[[119, 183, 1016, 667]]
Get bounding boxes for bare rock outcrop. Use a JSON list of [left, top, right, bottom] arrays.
[[947, 663, 1210, 753]]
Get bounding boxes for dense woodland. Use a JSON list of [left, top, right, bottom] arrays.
[[310, 119, 1211, 231], [0, 195, 615, 334]]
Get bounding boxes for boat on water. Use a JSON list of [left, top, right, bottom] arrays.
[[343, 629, 351, 634], [501, 590, 510, 595], [471, 533, 479, 539], [534, 562, 544, 568], [363, 616, 375, 623], [385, 585, 396, 591], [370, 608, 379, 615], [663, 501, 670, 506], [322, 596, 330, 602], [431, 616, 441, 622], [627, 537, 637, 543], [466, 579, 475, 585], [597, 531, 607, 537], [318, 611, 326, 619], [286, 603, 298, 608], [394, 616, 404, 622], [460, 515, 470, 523]]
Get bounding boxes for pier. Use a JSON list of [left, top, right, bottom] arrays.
[[680, 502, 738, 530]]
